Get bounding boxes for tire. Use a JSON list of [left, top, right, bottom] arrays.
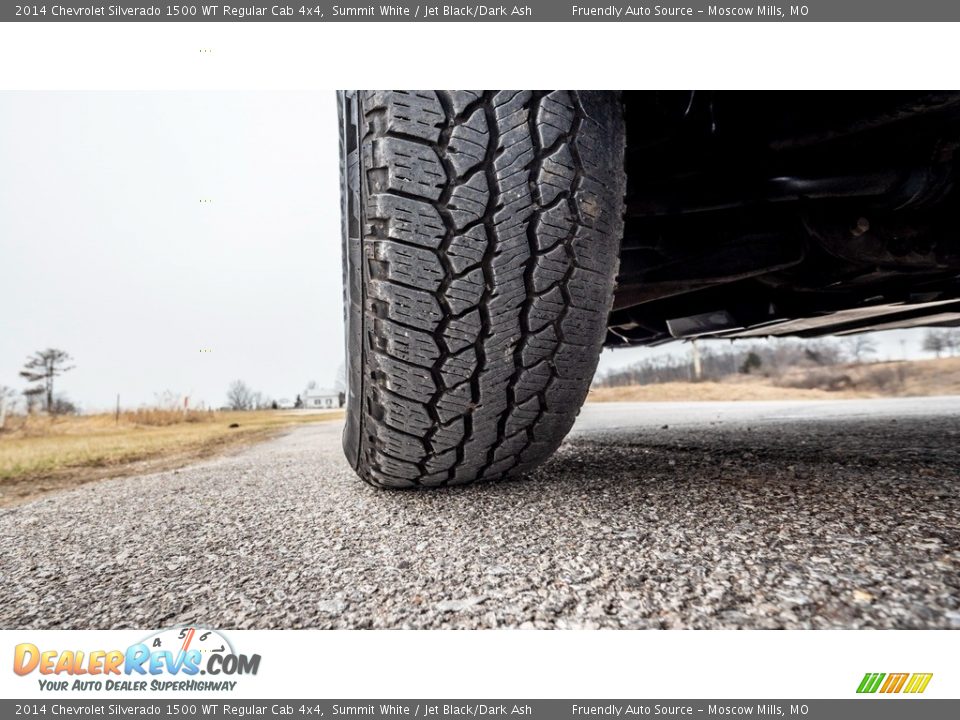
[[339, 90, 625, 488]]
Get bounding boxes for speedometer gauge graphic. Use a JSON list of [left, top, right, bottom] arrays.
[[141, 627, 234, 659]]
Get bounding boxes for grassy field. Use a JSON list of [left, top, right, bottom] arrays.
[[588, 381, 848, 403], [0, 409, 343, 506], [589, 356, 960, 403]]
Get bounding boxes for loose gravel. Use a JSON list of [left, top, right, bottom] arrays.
[[1, 398, 957, 629]]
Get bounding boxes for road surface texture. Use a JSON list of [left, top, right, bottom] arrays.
[[1, 397, 958, 629]]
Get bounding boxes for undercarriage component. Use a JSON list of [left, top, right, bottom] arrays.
[[608, 90, 960, 346]]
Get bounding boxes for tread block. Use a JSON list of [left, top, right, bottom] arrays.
[[431, 417, 466, 453], [377, 392, 433, 436], [448, 171, 489, 229], [574, 183, 607, 228], [435, 380, 473, 423], [376, 423, 426, 462], [371, 457, 421, 485], [372, 137, 446, 200], [527, 285, 565, 332], [493, 90, 532, 121], [513, 360, 552, 404], [448, 107, 489, 177], [504, 395, 540, 437], [374, 90, 444, 142], [378, 355, 436, 400], [425, 447, 459, 474], [447, 268, 485, 314], [538, 144, 575, 205], [447, 224, 487, 274], [440, 346, 478, 386], [376, 318, 440, 366], [521, 324, 559, 365], [443, 309, 482, 353], [493, 429, 528, 462], [374, 240, 444, 291], [536, 91, 575, 148], [368, 194, 445, 249], [567, 267, 614, 307], [570, 225, 615, 273], [371, 281, 443, 331], [447, 90, 482, 116], [535, 203, 574, 251], [531, 244, 568, 292]]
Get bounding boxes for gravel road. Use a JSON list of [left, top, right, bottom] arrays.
[[1, 397, 958, 629]]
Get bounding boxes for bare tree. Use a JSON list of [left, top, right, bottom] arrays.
[[226, 380, 255, 410], [251, 391, 266, 410], [922, 330, 947, 358], [154, 390, 183, 411], [19, 348, 74, 414], [845, 335, 877, 364], [944, 328, 960, 357]]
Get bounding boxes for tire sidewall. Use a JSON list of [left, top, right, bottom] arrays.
[[339, 91, 364, 470]]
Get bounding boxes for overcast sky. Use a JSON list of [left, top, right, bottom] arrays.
[[0, 92, 342, 410], [0, 92, 939, 412]]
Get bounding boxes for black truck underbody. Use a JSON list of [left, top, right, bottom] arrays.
[[609, 91, 960, 346]]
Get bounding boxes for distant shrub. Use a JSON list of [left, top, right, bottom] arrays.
[[860, 366, 904, 391], [740, 352, 763, 374], [776, 370, 854, 392]]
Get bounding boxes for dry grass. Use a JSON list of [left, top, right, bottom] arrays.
[[775, 356, 960, 396], [588, 380, 850, 403], [589, 357, 960, 403], [0, 409, 343, 507]]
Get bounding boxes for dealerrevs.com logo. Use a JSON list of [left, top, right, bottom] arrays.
[[13, 627, 260, 693], [857, 673, 933, 694]]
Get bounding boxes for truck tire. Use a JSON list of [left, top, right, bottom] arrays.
[[339, 90, 625, 488]]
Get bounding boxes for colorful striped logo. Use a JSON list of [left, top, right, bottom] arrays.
[[857, 672, 933, 694]]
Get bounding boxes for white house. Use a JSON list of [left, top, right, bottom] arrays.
[[301, 387, 341, 409]]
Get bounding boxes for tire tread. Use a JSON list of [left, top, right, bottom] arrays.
[[350, 90, 624, 488]]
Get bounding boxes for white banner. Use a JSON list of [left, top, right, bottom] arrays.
[[2, 629, 954, 699]]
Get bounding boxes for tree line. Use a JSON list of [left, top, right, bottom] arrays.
[[922, 328, 960, 358], [0, 348, 76, 418], [594, 329, 960, 388]]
